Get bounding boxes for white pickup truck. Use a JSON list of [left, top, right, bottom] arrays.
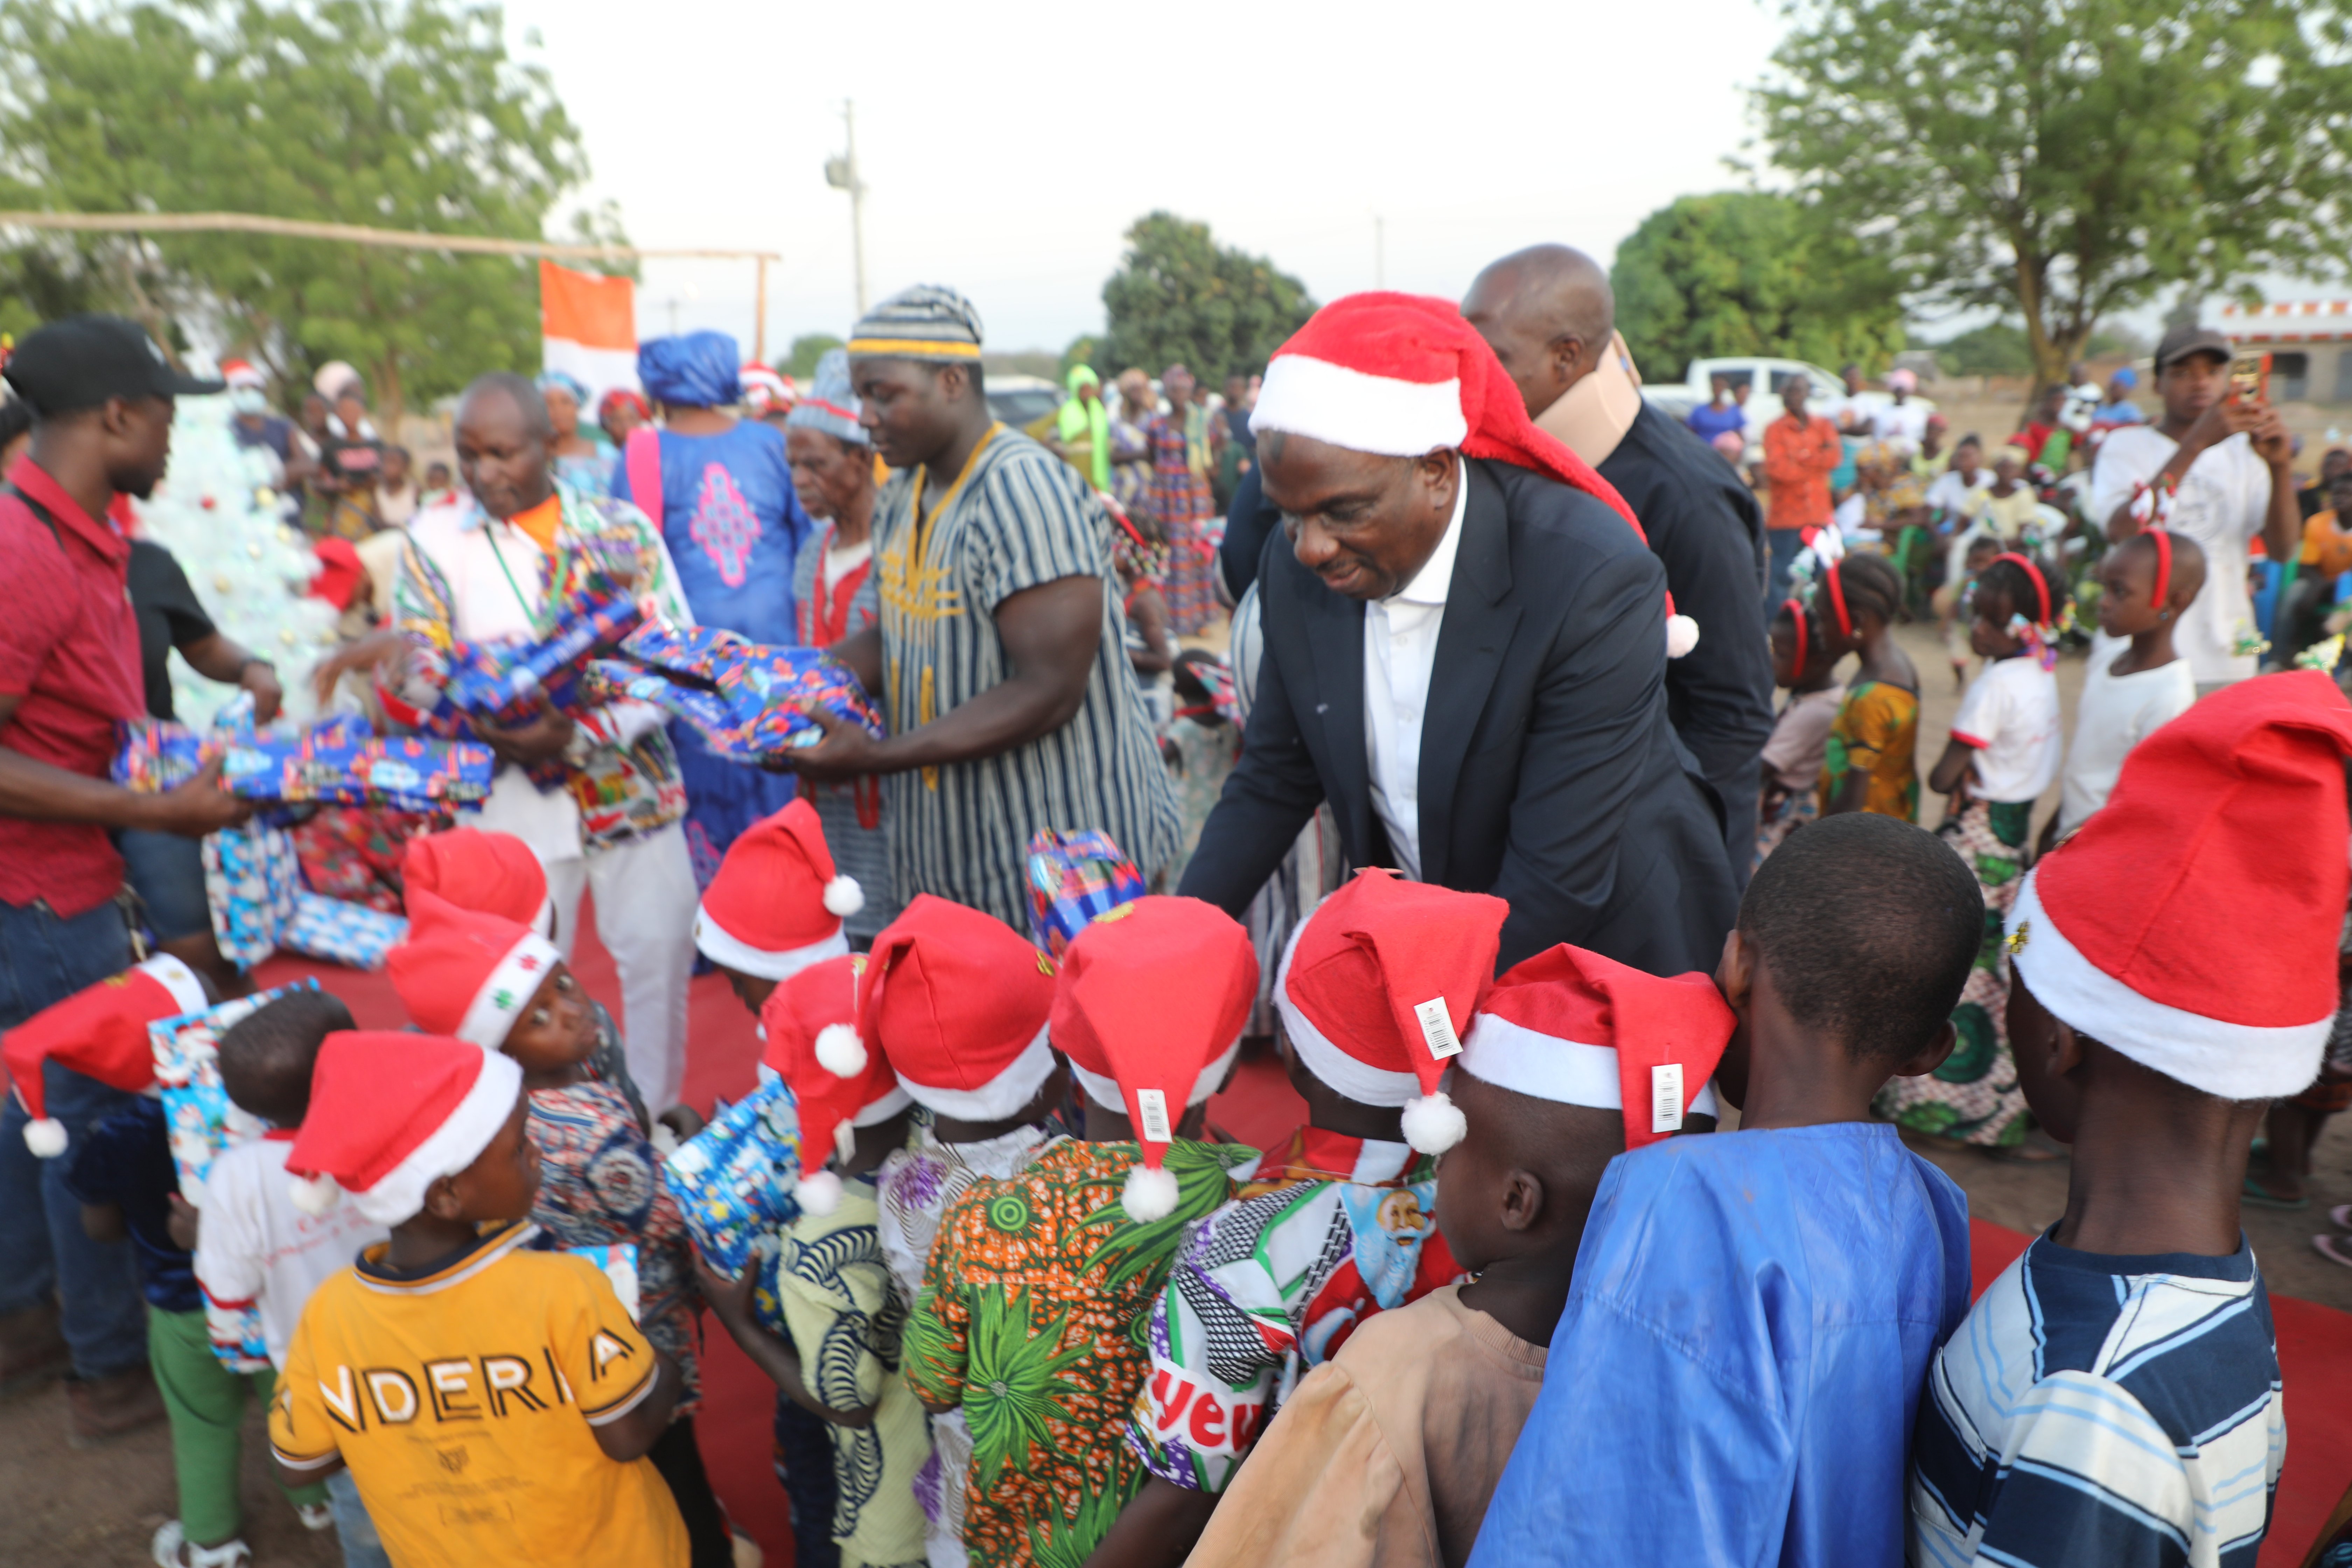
[[1640, 356, 1931, 449]]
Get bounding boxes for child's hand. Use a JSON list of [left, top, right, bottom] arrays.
[[166, 1194, 201, 1252], [693, 1255, 759, 1330], [657, 1105, 707, 1143]]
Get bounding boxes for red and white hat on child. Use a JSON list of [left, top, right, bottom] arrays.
[[1249, 293, 1694, 657], [1052, 897, 1259, 1220], [1276, 869, 1509, 1155], [2007, 672, 2352, 1099], [695, 800, 862, 981], [5, 955, 208, 1156], [760, 953, 908, 1217], [284, 1031, 524, 1224], [1461, 944, 1734, 1151], [387, 890, 561, 1051], [860, 895, 1057, 1122], [403, 827, 552, 936]]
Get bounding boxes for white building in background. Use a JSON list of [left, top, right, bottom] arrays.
[[2218, 300, 2352, 405]]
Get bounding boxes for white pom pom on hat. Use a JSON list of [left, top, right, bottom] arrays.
[[22, 1117, 68, 1159], [813, 1023, 867, 1078], [288, 1172, 343, 1216], [797, 1166, 844, 1217], [1121, 1162, 1180, 1222], [823, 875, 865, 918], [1399, 1090, 1468, 1155], [1666, 614, 1700, 660]]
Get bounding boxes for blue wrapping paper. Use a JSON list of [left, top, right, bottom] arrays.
[[279, 892, 408, 970], [434, 579, 644, 728], [662, 1072, 804, 1283], [118, 713, 492, 813], [601, 622, 885, 761], [1025, 829, 1148, 957], [201, 822, 303, 968], [565, 1243, 642, 1322]]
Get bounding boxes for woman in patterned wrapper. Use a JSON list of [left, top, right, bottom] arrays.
[[610, 331, 818, 887]]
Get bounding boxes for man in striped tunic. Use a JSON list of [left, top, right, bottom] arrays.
[[785, 285, 1179, 929]]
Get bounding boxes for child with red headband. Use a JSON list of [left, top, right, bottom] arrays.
[[1754, 595, 1846, 867], [1887, 550, 2069, 1154], [1813, 554, 1923, 822], [2055, 528, 2204, 840]]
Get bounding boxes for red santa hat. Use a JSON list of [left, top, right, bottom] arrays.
[[402, 827, 551, 935], [695, 800, 862, 981], [220, 358, 267, 391], [1051, 897, 1259, 1220], [1275, 869, 1509, 1154], [861, 895, 1057, 1122], [387, 890, 561, 1051], [5, 956, 209, 1156], [759, 954, 908, 1217], [1461, 944, 1734, 1151], [2006, 671, 2352, 1100], [1249, 292, 1694, 658], [284, 1031, 524, 1225]]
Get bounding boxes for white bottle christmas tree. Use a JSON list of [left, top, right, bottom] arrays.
[[134, 393, 339, 730]]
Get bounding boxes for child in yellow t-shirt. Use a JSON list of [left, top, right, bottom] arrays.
[[267, 1030, 686, 1568]]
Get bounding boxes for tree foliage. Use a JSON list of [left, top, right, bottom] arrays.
[[1611, 191, 1907, 383], [0, 0, 606, 419], [1756, 0, 2352, 392], [782, 333, 843, 382], [1097, 212, 1314, 387], [1930, 322, 2035, 377]]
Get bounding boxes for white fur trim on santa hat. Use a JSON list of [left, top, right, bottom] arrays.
[[456, 933, 563, 1050], [2008, 871, 2330, 1101], [1272, 916, 1419, 1107], [1121, 1162, 1180, 1222], [694, 905, 848, 982], [850, 1083, 912, 1127], [823, 876, 865, 918], [140, 955, 212, 1019], [1461, 1014, 1720, 1118], [1066, 1038, 1244, 1118], [894, 1022, 1057, 1122], [1250, 354, 1468, 459], [347, 1048, 525, 1227]]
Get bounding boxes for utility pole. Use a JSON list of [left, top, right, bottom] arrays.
[[1374, 215, 1385, 289], [825, 100, 869, 316]]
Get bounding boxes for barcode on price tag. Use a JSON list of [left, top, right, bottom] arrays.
[[1652, 1064, 1684, 1134], [1135, 1088, 1172, 1143], [1414, 998, 1462, 1060]]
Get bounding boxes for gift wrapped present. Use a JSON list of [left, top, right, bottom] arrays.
[[221, 719, 493, 812], [113, 721, 216, 793], [437, 579, 644, 728], [662, 1072, 804, 1282], [565, 1243, 642, 1323], [279, 892, 408, 970], [1025, 830, 1147, 957], [604, 623, 886, 761], [201, 822, 303, 968]]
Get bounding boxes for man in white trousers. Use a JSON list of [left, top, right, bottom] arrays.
[[393, 372, 700, 1113]]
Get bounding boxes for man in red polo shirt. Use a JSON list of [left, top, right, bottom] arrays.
[[0, 316, 249, 1440]]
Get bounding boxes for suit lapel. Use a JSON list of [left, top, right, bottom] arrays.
[[1296, 555, 1373, 855], [1417, 462, 1519, 888]]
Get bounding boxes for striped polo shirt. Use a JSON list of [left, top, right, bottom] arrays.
[[1909, 1232, 2283, 1568], [873, 425, 1179, 930]]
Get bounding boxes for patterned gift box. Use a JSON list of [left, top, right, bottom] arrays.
[[152, 982, 319, 1373], [436, 579, 643, 728], [220, 718, 494, 812], [1025, 829, 1148, 957], [564, 1243, 642, 1323], [201, 822, 303, 968], [112, 721, 216, 793], [606, 623, 886, 761], [661, 1071, 804, 1284], [279, 892, 408, 970]]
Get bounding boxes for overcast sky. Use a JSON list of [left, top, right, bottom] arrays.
[[503, 0, 1792, 362]]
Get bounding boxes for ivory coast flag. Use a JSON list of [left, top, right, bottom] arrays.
[[539, 260, 637, 404]]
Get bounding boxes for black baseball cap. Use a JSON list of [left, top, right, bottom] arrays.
[[2154, 323, 2233, 371], [1, 314, 226, 417]]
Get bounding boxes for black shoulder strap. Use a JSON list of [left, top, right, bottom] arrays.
[[2, 482, 66, 554]]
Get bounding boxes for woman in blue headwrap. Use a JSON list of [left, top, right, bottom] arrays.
[[611, 330, 815, 885], [537, 370, 614, 497]]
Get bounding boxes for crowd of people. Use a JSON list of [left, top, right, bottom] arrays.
[[0, 244, 2346, 1568]]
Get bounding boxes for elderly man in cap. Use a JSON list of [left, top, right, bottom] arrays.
[[1462, 245, 1774, 881], [2091, 323, 2300, 695], [785, 285, 1179, 928], [1178, 292, 1737, 975], [0, 316, 250, 1440]]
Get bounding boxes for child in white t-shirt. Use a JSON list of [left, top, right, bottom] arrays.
[[2057, 529, 2204, 840], [1881, 552, 2067, 1152]]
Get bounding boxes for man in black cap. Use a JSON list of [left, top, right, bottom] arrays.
[[0, 315, 248, 1441], [2089, 323, 2299, 695]]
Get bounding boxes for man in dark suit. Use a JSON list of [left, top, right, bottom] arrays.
[[1177, 294, 1738, 975], [1463, 245, 1775, 884]]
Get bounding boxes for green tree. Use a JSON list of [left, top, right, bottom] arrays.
[[782, 332, 843, 382], [1098, 212, 1314, 387], [1929, 322, 2034, 377], [0, 0, 604, 420], [1611, 191, 1907, 383], [1756, 0, 2352, 395]]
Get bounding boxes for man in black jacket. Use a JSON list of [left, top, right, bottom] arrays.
[[1176, 294, 1736, 975], [1463, 245, 1775, 884]]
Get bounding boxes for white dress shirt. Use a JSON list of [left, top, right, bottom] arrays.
[[1364, 458, 1468, 881]]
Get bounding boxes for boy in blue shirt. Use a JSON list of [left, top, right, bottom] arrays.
[[1470, 812, 1980, 1567]]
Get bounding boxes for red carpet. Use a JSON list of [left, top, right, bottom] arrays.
[[260, 946, 2352, 1568]]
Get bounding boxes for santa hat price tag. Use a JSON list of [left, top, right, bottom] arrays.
[[1413, 998, 1462, 1061]]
